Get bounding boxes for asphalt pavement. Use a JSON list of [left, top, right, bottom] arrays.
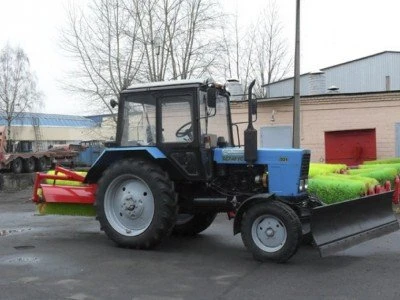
[[1, 188, 400, 300]]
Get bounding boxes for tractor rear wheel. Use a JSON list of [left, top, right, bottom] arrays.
[[96, 159, 177, 249], [173, 212, 217, 236], [241, 201, 302, 263]]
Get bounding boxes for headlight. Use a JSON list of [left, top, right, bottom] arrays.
[[304, 179, 309, 190], [299, 179, 305, 192]]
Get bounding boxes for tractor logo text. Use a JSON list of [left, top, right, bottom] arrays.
[[221, 149, 245, 162]]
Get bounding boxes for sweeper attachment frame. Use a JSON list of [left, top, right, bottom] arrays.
[[31, 79, 399, 263]]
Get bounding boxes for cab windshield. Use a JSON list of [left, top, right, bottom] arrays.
[[118, 88, 232, 147]]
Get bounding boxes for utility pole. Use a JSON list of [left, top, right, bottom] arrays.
[[292, 0, 301, 148]]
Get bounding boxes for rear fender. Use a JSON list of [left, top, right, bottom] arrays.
[[84, 147, 166, 183], [233, 193, 275, 235]]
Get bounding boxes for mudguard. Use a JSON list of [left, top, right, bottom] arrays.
[[233, 193, 275, 235], [84, 147, 166, 183]]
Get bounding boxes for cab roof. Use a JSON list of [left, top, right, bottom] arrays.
[[122, 79, 208, 93]]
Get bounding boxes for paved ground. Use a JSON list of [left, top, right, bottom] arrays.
[[1, 188, 400, 300]]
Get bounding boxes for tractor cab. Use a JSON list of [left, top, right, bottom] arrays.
[[117, 79, 233, 181]]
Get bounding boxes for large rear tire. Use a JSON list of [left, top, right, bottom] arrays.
[[241, 201, 302, 263], [96, 159, 177, 249], [173, 212, 217, 236]]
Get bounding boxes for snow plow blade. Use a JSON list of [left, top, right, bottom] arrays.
[[311, 191, 399, 257]]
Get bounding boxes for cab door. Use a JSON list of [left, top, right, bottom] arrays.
[[155, 89, 208, 181]]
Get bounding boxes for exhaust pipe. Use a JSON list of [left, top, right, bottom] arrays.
[[244, 79, 257, 165]]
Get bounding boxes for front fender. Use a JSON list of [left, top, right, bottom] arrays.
[[233, 193, 275, 235], [84, 147, 166, 184]]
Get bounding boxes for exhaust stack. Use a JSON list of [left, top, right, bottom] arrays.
[[244, 79, 257, 165]]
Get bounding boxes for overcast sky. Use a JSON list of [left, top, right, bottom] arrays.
[[1, 0, 400, 115]]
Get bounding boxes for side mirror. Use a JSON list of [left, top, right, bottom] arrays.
[[207, 87, 216, 108], [110, 99, 118, 108]]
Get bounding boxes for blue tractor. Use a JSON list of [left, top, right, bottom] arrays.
[[81, 79, 398, 262]]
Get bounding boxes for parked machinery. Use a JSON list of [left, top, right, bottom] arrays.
[[32, 79, 399, 262]]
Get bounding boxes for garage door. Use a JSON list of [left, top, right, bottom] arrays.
[[325, 129, 376, 166]]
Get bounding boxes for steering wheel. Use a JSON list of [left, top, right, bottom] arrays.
[[175, 121, 193, 139]]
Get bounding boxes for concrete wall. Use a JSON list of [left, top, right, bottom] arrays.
[[0, 173, 35, 191], [231, 91, 400, 162]]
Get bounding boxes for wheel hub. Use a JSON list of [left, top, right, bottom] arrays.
[[265, 228, 275, 237], [121, 195, 144, 219]]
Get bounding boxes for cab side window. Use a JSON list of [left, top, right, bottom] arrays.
[[160, 95, 193, 143]]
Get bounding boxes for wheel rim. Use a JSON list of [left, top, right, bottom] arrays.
[[251, 214, 287, 252], [104, 174, 154, 236]]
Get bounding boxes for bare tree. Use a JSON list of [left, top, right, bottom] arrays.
[[61, 0, 221, 118], [60, 0, 144, 117], [130, 0, 221, 81], [168, 0, 220, 79], [253, 1, 292, 96], [129, 0, 169, 82], [0, 44, 42, 151], [219, 1, 292, 98]]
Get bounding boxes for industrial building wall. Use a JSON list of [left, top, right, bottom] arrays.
[[324, 52, 400, 93], [231, 91, 400, 163], [8, 126, 115, 151], [266, 51, 400, 97]]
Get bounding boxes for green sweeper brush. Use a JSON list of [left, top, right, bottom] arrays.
[[308, 176, 368, 204], [309, 163, 347, 178], [363, 158, 400, 165], [347, 167, 398, 186]]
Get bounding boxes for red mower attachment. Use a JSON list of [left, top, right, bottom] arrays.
[[32, 166, 96, 204]]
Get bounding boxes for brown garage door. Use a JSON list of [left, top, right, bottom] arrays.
[[325, 129, 377, 166]]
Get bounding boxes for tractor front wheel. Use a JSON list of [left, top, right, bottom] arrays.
[[173, 212, 217, 236], [241, 201, 302, 263], [96, 159, 177, 249]]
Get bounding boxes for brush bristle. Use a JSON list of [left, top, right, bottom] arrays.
[[37, 203, 96, 216]]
